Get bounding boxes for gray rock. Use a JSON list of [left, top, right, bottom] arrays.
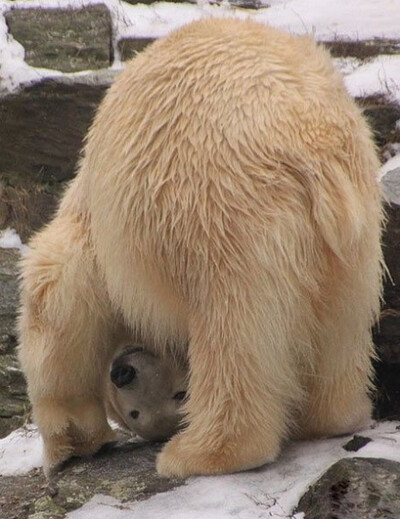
[[381, 167, 400, 205], [0, 438, 184, 519], [0, 247, 29, 438], [5, 5, 112, 73], [342, 435, 372, 452], [0, 352, 29, 438], [118, 38, 155, 62], [124, 0, 268, 6], [357, 96, 400, 150], [0, 178, 61, 242], [324, 39, 400, 59], [0, 247, 20, 340], [0, 71, 117, 184], [373, 201, 400, 420], [297, 457, 400, 519]]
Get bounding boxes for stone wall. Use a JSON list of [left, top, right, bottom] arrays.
[[1, 0, 400, 438]]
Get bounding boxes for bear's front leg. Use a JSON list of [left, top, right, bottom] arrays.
[[18, 214, 116, 479], [156, 295, 298, 477], [35, 396, 114, 479]]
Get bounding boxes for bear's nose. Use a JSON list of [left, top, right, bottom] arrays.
[[110, 364, 136, 388]]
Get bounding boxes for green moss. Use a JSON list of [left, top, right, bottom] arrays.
[[30, 496, 66, 518]]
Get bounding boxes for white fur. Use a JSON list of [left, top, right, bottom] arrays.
[[19, 19, 384, 478]]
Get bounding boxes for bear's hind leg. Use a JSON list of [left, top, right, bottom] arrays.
[[298, 241, 382, 439], [156, 273, 301, 477], [18, 214, 117, 478]]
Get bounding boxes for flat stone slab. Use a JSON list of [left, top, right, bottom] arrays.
[[0, 439, 184, 519], [0, 248, 29, 438], [297, 457, 400, 519], [324, 39, 400, 59], [118, 38, 155, 62], [123, 0, 269, 5], [0, 247, 19, 339], [5, 5, 112, 72], [373, 200, 400, 421], [0, 71, 117, 183], [0, 179, 61, 242], [357, 95, 400, 150]]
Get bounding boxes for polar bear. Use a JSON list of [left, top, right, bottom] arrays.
[[18, 18, 384, 479], [107, 345, 187, 440]]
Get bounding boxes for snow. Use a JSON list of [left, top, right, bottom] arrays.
[[1, 0, 400, 95], [1, 421, 399, 518], [381, 153, 400, 179], [254, 0, 400, 40], [0, 227, 29, 253], [0, 425, 43, 475], [65, 421, 400, 519], [345, 55, 400, 103]]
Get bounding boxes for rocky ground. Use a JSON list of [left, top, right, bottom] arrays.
[[0, 438, 184, 519], [1, 0, 400, 517]]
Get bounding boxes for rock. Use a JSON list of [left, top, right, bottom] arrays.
[[324, 39, 400, 59], [5, 5, 112, 73], [0, 178, 61, 242], [0, 71, 117, 184], [124, 0, 268, 5], [0, 248, 20, 340], [118, 38, 155, 62], [0, 439, 184, 519], [382, 167, 400, 205], [296, 457, 400, 519], [342, 435, 372, 452], [0, 352, 29, 438], [357, 96, 400, 150], [0, 247, 29, 438], [207, 0, 269, 7], [373, 198, 400, 421]]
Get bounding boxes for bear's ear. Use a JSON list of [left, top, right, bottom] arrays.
[[110, 365, 136, 388]]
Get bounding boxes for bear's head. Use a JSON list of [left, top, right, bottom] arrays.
[[107, 345, 187, 441]]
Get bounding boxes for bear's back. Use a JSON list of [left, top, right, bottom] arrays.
[[76, 18, 378, 298], [82, 19, 361, 201]]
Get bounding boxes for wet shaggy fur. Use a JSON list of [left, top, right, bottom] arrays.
[[18, 18, 384, 478]]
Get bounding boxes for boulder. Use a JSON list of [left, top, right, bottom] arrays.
[[0, 247, 29, 438], [0, 178, 61, 243], [373, 189, 400, 420], [324, 39, 400, 59], [0, 71, 117, 184], [0, 247, 19, 342], [5, 5, 112, 73], [123, 0, 268, 6], [118, 38, 155, 62], [357, 96, 400, 150], [297, 457, 400, 519]]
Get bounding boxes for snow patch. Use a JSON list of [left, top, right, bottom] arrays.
[[2, 422, 399, 519], [254, 0, 400, 40], [381, 154, 400, 179], [1, 0, 400, 93], [345, 55, 400, 103], [0, 227, 29, 253], [0, 425, 43, 476], [65, 421, 400, 519]]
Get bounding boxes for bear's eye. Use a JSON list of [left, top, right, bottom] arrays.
[[131, 410, 140, 419], [110, 365, 136, 388], [173, 391, 187, 402]]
